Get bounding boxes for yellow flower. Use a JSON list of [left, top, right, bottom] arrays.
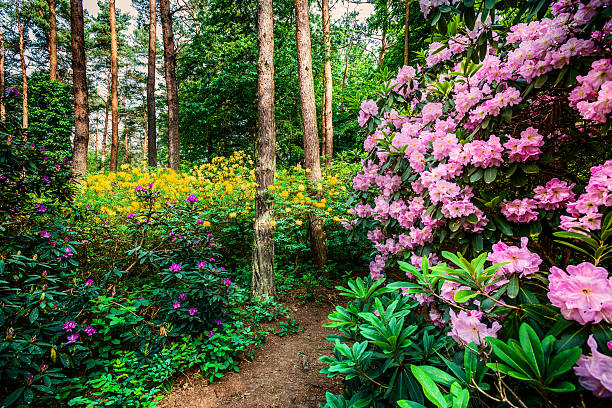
[[269, 220, 277, 227], [295, 220, 303, 226]]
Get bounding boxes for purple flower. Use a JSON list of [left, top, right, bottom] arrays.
[[188, 308, 198, 316], [62, 320, 77, 332], [215, 319, 222, 326], [448, 310, 501, 347], [40, 230, 51, 238], [186, 194, 198, 203], [66, 333, 79, 345], [178, 293, 187, 301], [206, 330, 215, 338], [128, 213, 135, 218], [207, 233, 214, 238], [34, 203, 47, 213], [608, 341, 612, 352], [7, 87, 21, 96], [574, 335, 612, 398], [173, 302, 181, 309], [209, 242, 216, 246], [84, 325, 97, 336], [138, 296, 145, 300], [27, 373, 34, 384], [41, 175, 51, 183], [84, 279, 94, 287], [224, 278, 232, 286], [198, 261, 207, 268], [209, 258, 215, 262], [196, 219, 203, 224], [169, 264, 182, 272]]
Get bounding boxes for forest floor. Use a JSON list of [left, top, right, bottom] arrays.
[[158, 285, 344, 408]]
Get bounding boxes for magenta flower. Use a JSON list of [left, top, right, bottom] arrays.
[[206, 330, 215, 338], [169, 264, 182, 272], [66, 333, 79, 345], [198, 261, 207, 268], [84, 325, 97, 336], [574, 335, 612, 398], [84, 279, 94, 287], [178, 293, 187, 301], [209, 257, 215, 262], [548, 263, 612, 325], [223, 278, 232, 286], [40, 230, 51, 238], [196, 219, 203, 224], [173, 302, 181, 309], [448, 310, 501, 347], [215, 319, 222, 326], [186, 194, 198, 203], [128, 213, 135, 218], [487, 237, 542, 278], [34, 203, 47, 212], [62, 320, 77, 332], [188, 308, 198, 316]]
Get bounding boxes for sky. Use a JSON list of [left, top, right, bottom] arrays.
[[83, 0, 374, 25]]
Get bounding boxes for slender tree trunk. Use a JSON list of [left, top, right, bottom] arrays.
[[251, 0, 276, 297], [142, 95, 147, 160], [69, 0, 89, 175], [321, 90, 326, 158], [123, 103, 129, 164], [0, 29, 5, 122], [147, 0, 157, 167], [109, 0, 119, 171], [403, 0, 410, 66], [379, 27, 387, 66], [101, 70, 111, 167], [295, 0, 327, 269], [49, 0, 58, 80], [340, 41, 351, 112], [159, 0, 180, 170], [16, 0, 28, 129], [94, 112, 99, 161], [321, 0, 333, 164]]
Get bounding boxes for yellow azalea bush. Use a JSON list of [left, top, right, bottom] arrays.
[[77, 151, 359, 240]]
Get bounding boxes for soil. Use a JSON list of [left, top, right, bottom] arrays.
[[158, 286, 345, 408]]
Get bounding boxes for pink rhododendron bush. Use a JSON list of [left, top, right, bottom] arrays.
[[323, 0, 612, 406]]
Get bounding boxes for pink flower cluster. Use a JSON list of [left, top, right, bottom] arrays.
[[548, 262, 612, 325], [533, 178, 576, 210], [503, 127, 545, 163], [358, 100, 379, 127], [570, 59, 612, 123], [500, 198, 539, 223], [574, 334, 612, 398], [562, 159, 612, 231], [448, 310, 501, 347], [487, 237, 542, 278]]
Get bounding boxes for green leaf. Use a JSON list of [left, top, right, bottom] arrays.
[[454, 290, 478, 303], [484, 168, 497, 183], [29, 308, 39, 324], [547, 381, 576, 393], [3, 387, 24, 407], [411, 366, 449, 408], [507, 276, 519, 299], [534, 74, 548, 88], [519, 324, 544, 379]]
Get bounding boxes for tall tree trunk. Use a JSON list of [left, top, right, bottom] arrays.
[[94, 112, 99, 161], [321, 0, 333, 164], [49, 0, 58, 80], [295, 0, 327, 269], [101, 69, 111, 167], [142, 95, 147, 160], [109, 0, 119, 171], [16, 0, 28, 129], [251, 0, 276, 297], [0, 29, 5, 122], [159, 0, 180, 171], [69, 0, 89, 175], [147, 0, 157, 167], [403, 0, 410, 66], [123, 103, 129, 164], [379, 26, 387, 66], [340, 41, 351, 112]]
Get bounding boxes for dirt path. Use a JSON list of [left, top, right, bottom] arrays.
[[159, 291, 344, 408]]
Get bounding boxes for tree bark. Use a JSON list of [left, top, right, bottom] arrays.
[[94, 111, 99, 161], [142, 95, 147, 160], [109, 0, 119, 171], [123, 101, 129, 164], [0, 29, 5, 122], [159, 0, 180, 171], [403, 0, 410, 66], [49, 0, 58, 81], [101, 69, 111, 167], [16, 0, 28, 129], [295, 0, 327, 269], [321, 0, 333, 164], [252, 0, 276, 298], [147, 0, 157, 167], [340, 41, 351, 112], [69, 0, 89, 175]]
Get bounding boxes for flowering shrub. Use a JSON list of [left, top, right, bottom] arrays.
[[324, 0, 612, 406]]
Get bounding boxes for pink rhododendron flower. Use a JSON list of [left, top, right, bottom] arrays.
[[500, 198, 539, 223], [548, 262, 612, 325], [487, 237, 542, 278], [448, 310, 501, 347], [169, 264, 182, 272], [533, 178, 576, 210], [574, 335, 612, 398]]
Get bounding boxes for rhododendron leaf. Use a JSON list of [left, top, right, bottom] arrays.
[[487, 337, 531, 375], [547, 348, 581, 382], [511, 171, 528, 187], [484, 168, 497, 184], [507, 276, 519, 299], [450, 220, 461, 232], [552, 240, 592, 258], [519, 324, 544, 379], [521, 163, 539, 174], [502, 108, 512, 123], [397, 401, 427, 408], [546, 381, 576, 393], [411, 365, 449, 408], [418, 366, 459, 388], [493, 216, 513, 236], [534, 74, 548, 89], [454, 290, 477, 303]]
